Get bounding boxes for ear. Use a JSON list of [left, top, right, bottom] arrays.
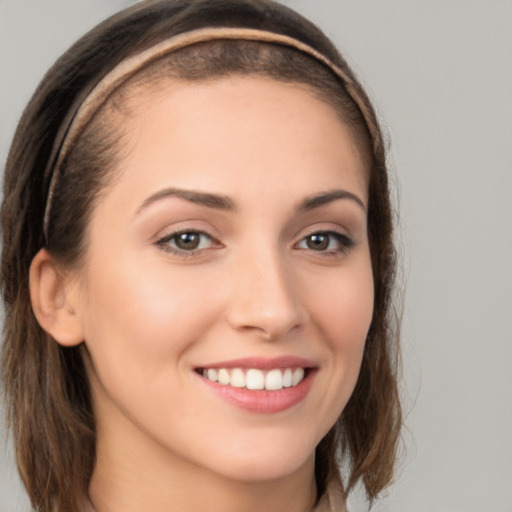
[[29, 248, 84, 347]]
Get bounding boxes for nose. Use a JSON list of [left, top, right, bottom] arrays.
[[225, 247, 307, 341]]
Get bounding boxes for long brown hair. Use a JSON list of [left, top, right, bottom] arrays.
[[1, 1, 401, 510]]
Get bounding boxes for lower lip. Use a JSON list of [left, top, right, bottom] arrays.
[[198, 371, 315, 414]]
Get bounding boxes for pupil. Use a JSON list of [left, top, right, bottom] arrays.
[[176, 233, 200, 250], [308, 234, 328, 250]]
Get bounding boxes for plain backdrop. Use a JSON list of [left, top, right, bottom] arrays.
[[1, 1, 511, 511]]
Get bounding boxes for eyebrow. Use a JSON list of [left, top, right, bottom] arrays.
[[137, 187, 365, 215], [297, 189, 366, 211], [137, 187, 236, 213]]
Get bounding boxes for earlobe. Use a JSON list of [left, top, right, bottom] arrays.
[[29, 248, 84, 347]]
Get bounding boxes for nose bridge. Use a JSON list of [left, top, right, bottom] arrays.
[[226, 240, 305, 339]]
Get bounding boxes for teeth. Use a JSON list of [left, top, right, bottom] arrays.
[[218, 368, 230, 385], [246, 369, 265, 390], [230, 368, 245, 388], [292, 368, 305, 386], [265, 369, 283, 390], [202, 367, 307, 390], [206, 368, 218, 382], [283, 368, 293, 388]]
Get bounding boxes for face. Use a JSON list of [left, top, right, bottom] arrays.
[[71, 76, 373, 484]]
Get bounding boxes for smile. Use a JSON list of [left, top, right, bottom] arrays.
[[200, 367, 306, 391], [194, 356, 317, 413]]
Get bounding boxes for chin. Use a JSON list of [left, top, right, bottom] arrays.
[[194, 433, 318, 483]]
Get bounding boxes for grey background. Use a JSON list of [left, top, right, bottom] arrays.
[[1, 1, 511, 511]]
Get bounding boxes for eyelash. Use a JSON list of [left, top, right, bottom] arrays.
[[156, 230, 218, 256], [294, 231, 355, 255], [155, 229, 354, 257]]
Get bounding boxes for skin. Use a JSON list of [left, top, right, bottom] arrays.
[[31, 76, 373, 512]]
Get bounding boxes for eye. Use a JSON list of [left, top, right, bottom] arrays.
[[156, 230, 217, 254], [296, 231, 354, 253]]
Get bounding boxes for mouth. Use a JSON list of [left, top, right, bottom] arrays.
[[194, 357, 317, 413], [195, 366, 310, 391]]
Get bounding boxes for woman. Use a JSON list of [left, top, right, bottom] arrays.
[[1, 1, 401, 511]]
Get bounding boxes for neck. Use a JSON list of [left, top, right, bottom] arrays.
[[90, 464, 316, 512]]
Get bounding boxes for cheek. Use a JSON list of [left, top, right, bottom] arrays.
[[79, 253, 225, 385], [303, 253, 374, 385], [286, 253, 373, 440], [308, 260, 374, 344]]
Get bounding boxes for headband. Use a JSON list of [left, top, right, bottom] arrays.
[[43, 27, 378, 241]]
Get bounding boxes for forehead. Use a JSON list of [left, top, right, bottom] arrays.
[[85, 75, 370, 257], [109, 75, 369, 187]]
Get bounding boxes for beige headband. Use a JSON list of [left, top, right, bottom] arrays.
[[43, 27, 377, 240]]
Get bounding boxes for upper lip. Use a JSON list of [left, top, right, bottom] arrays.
[[195, 356, 317, 370]]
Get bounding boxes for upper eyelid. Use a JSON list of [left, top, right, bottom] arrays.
[[158, 228, 210, 238], [292, 223, 352, 242], [295, 230, 353, 245], [157, 229, 217, 244], [153, 222, 220, 242]]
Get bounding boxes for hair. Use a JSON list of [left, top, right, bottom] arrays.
[[1, 1, 401, 511]]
